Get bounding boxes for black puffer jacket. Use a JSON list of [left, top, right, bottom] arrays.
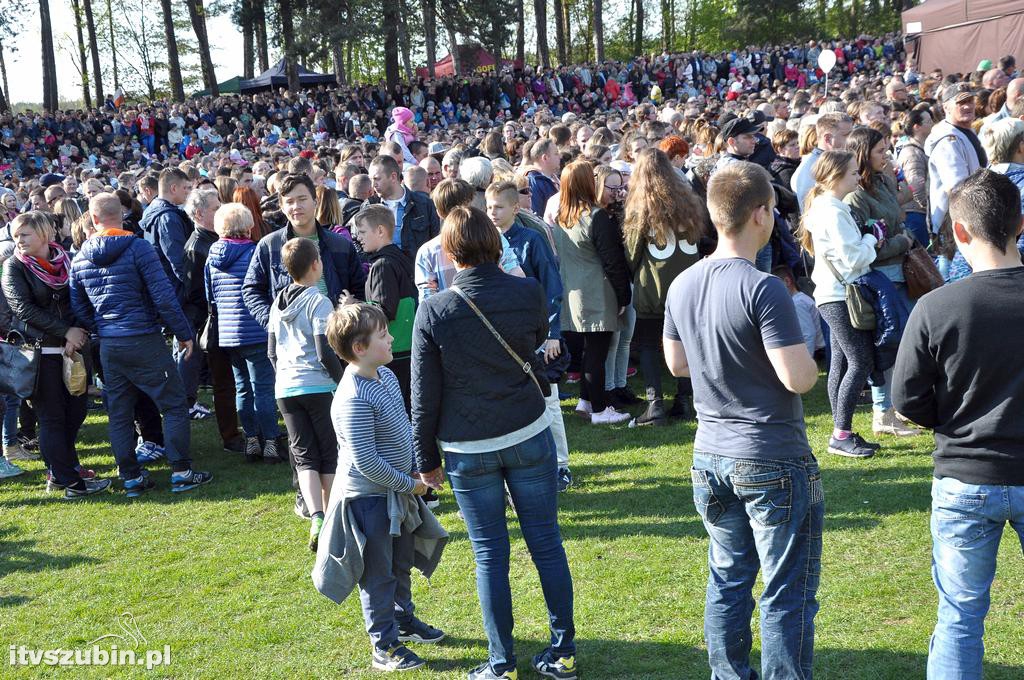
[[1, 257, 75, 349], [411, 263, 548, 472]]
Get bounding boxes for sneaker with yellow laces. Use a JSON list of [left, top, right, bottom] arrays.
[[532, 648, 577, 680]]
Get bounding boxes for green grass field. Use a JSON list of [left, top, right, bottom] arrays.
[[2, 381, 1024, 679]]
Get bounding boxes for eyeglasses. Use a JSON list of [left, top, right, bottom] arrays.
[[603, 183, 626, 193], [518, 188, 531, 195]]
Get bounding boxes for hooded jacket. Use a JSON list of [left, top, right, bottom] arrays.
[[365, 244, 418, 354], [138, 197, 194, 302], [70, 229, 192, 341], [268, 283, 338, 398], [205, 238, 267, 348]]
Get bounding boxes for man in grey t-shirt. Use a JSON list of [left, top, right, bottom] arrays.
[[663, 162, 822, 680]]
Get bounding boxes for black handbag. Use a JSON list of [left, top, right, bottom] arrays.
[[0, 330, 42, 399]]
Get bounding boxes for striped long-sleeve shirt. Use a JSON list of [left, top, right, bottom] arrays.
[[332, 365, 417, 498]]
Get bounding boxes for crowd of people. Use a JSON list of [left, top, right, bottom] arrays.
[[1, 30, 1023, 680]]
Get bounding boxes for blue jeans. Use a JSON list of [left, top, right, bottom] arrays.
[[2, 393, 19, 446], [349, 495, 415, 651], [604, 301, 636, 391], [444, 428, 575, 674], [871, 282, 914, 412], [755, 242, 774, 273], [905, 212, 929, 246], [691, 452, 824, 680], [226, 343, 279, 440], [928, 476, 1024, 680], [102, 334, 192, 478]]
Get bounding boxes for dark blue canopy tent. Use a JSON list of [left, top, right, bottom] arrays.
[[239, 60, 337, 93]]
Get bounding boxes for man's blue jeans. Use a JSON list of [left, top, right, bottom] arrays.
[[102, 334, 192, 478], [225, 343, 279, 440], [691, 452, 824, 680], [927, 476, 1024, 680], [444, 428, 575, 674], [2, 393, 20, 446]]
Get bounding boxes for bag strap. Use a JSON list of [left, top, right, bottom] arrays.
[[450, 285, 544, 396], [819, 253, 851, 286]]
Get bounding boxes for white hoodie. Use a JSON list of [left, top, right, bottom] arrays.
[[805, 194, 878, 306]]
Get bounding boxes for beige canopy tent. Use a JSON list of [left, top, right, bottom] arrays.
[[902, 0, 1024, 75]]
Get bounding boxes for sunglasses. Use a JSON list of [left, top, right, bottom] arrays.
[[518, 188, 531, 195]]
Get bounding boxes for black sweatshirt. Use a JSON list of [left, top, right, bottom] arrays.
[[892, 266, 1024, 485]]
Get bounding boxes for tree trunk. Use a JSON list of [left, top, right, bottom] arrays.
[[332, 42, 345, 85], [71, 0, 93, 108], [593, 0, 603, 63], [490, 14, 503, 68], [422, 0, 437, 77], [552, 0, 565, 64], [241, 0, 255, 78], [562, 0, 571, 63], [39, 0, 58, 110], [82, 0, 103, 106], [278, 0, 300, 91], [0, 41, 9, 110], [398, 12, 413, 81], [445, 25, 459, 76], [633, 0, 644, 56], [185, 0, 219, 95], [660, 0, 670, 52], [254, 0, 269, 72], [346, 39, 353, 83], [381, 0, 401, 89], [535, 0, 550, 68], [106, 0, 119, 88], [159, 0, 185, 101]]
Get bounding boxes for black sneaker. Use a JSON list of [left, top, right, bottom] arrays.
[[64, 478, 112, 499], [852, 433, 881, 451], [630, 399, 668, 427], [371, 642, 425, 672], [827, 436, 875, 459], [223, 436, 246, 454], [124, 471, 156, 499], [397, 617, 445, 644], [170, 469, 213, 493], [557, 467, 573, 492], [613, 386, 643, 406], [294, 490, 311, 519], [532, 648, 578, 680], [423, 488, 440, 510], [17, 434, 38, 451], [262, 438, 280, 464], [244, 436, 262, 463], [668, 395, 695, 421]]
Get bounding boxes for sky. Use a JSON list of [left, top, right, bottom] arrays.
[[9, 3, 249, 106]]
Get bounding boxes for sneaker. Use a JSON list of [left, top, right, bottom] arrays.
[[629, 399, 668, 428], [468, 662, 518, 679], [64, 478, 112, 499], [591, 406, 631, 425], [532, 649, 578, 680], [0, 458, 24, 479], [76, 465, 96, 480], [626, 366, 637, 379], [852, 433, 881, 451], [222, 436, 245, 454], [135, 440, 166, 464], [188, 403, 213, 421], [244, 436, 262, 463], [565, 371, 581, 384], [423, 488, 440, 510], [263, 438, 280, 464], [17, 434, 38, 451], [4, 443, 39, 462], [170, 469, 213, 493], [827, 436, 875, 459], [574, 399, 592, 418], [668, 395, 695, 421], [371, 642, 425, 672], [45, 471, 65, 493], [308, 515, 324, 552], [397, 617, 446, 644], [873, 408, 923, 437], [294, 490, 311, 519], [124, 471, 156, 499], [613, 386, 642, 406], [557, 467, 573, 492]]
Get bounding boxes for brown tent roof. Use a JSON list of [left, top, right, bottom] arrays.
[[903, 0, 1024, 74]]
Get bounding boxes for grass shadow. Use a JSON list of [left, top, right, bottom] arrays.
[[0, 526, 100, 578]]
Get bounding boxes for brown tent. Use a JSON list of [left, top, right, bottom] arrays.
[[903, 0, 1024, 75]]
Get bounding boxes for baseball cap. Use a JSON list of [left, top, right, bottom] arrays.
[[977, 59, 993, 71], [942, 83, 976, 104], [720, 117, 757, 139], [39, 172, 65, 187], [428, 141, 447, 155]]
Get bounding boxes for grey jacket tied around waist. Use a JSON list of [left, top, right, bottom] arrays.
[[311, 491, 449, 605]]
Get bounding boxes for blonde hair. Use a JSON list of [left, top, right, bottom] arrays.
[[214, 203, 255, 239], [797, 150, 855, 255], [326, 303, 389, 364], [981, 117, 1024, 165], [10, 211, 56, 244], [623, 148, 705, 249], [593, 165, 621, 208]]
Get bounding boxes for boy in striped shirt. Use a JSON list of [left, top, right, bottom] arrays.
[[327, 302, 445, 673]]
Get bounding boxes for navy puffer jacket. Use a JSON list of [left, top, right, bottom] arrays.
[[205, 238, 267, 348], [70, 230, 193, 341]]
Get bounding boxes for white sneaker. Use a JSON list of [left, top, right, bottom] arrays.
[[575, 399, 593, 417], [591, 406, 631, 425], [873, 408, 923, 437]]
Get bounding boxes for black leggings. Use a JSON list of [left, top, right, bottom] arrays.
[[818, 302, 874, 431], [578, 331, 613, 412], [632, 316, 694, 401]]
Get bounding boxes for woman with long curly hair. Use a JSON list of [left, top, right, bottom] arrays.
[[552, 160, 632, 425], [232, 186, 270, 241], [623, 148, 706, 425]]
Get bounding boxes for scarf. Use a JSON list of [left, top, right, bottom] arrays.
[[16, 242, 71, 289], [386, 107, 417, 145]]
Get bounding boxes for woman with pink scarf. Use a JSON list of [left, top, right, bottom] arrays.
[[385, 106, 418, 166]]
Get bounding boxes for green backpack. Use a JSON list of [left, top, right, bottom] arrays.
[[389, 296, 416, 354]]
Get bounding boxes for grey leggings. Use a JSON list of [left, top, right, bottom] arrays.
[[818, 301, 874, 431]]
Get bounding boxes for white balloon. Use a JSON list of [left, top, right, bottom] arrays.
[[817, 50, 837, 73]]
